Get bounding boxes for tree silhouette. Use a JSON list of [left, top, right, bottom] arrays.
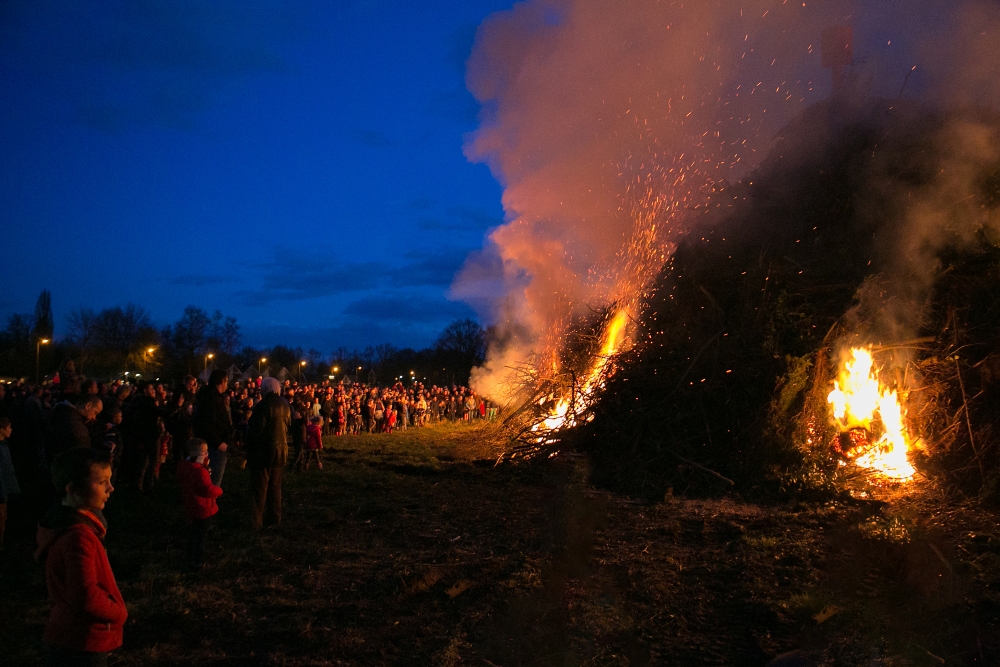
[[32, 289, 54, 341]]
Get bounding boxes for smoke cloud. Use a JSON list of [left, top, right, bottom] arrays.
[[458, 0, 1000, 399]]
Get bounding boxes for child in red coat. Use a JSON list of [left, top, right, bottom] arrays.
[[35, 447, 127, 667], [177, 438, 222, 570], [303, 416, 324, 470]]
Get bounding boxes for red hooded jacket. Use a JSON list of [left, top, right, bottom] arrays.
[[306, 423, 323, 451], [35, 505, 127, 653], [177, 459, 222, 520]]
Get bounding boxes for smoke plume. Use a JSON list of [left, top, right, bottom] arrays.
[[457, 0, 1000, 399]]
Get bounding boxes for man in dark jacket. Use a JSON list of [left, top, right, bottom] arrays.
[[245, 377, 290, 531], [122, 383, 163, 492], [192, 370, 232, 486], [47, 395, 102, 463]]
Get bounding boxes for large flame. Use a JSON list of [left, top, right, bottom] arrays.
[[532, 309, 631, 438], [827, 347, 916, 481]]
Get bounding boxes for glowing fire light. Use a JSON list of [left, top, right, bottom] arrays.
[[827, 347, 916, 481], [533, 309, 631, 438]]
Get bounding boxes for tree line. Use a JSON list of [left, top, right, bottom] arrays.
[[1, 290, 487, 386]]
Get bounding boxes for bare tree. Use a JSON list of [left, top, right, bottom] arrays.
[[221, 316, 240, 356], [434, 319, 486, 384], [65, 308, 97, 348], [32, 289, 54, 341]]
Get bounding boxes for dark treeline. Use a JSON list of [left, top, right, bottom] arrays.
[[0, 293, 486, 387]]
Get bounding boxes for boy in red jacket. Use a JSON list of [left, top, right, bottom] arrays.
[[36, 447, 126, 667], [177, 438, 222, 570]]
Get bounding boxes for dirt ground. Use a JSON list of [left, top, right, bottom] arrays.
[[2, 423, 998, 666]]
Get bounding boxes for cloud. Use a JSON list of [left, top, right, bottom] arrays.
[[417, 205, 503, 233], [388, 247, 466, 287], [407, 197, 437, 210], [169, 274, 235, 287], [239, 320, 439, 353], [354, 129, 399, 148], [427, 89, 480, 125], [343, 293, 474, 324], [446, 205, 502, 228], [2, 0, 301, 131], [242, 245, 474, 306], [238, 248, 383, 305], [445, 23, 478, 74]]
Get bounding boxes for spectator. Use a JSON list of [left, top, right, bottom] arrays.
[[245, 377, 289, 531], [47, 395, 103, 462], [122, 383, 163, 492], [35, 447, 126, 667], [165, 390, 192, 463], [0, 416, 19, 548], [177, 438, 222, 570], [59, 359, 83, 401], [99, 410, 124, 483], [289, 406, 307, 471], [303, 416, 324, 470], [192, 370, 232, 487]]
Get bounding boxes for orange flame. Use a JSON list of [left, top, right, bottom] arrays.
[[827, 347, 916, 481], [532, 309, 630, 438]]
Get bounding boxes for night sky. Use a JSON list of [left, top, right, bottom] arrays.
[[1, 1, 512, 352]]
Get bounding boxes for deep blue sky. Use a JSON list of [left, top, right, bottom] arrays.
[[1, 0, 511, 352]]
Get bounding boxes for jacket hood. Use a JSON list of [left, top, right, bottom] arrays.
[[36, 504, 108, 562]]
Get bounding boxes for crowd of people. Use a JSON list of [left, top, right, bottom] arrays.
[[0, 366, 490, 491], [0, 362, 492, 666]]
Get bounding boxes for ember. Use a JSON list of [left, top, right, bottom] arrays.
[[827, 347, 916, 481]]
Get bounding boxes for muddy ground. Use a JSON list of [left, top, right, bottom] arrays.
[[2, 423, 998, 666]]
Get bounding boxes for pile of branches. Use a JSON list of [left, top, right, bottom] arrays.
[[493, 309, 627, 460], [573, 98, 1000, 500]]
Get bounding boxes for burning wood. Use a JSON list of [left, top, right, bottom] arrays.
[[528, 309, 631, 442], [827, 347, 917, 481]]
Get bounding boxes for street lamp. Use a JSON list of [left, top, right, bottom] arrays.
[[35, 338, 50, 385], [299, 360, 306, 381], [143, 347, 156, 376], [204, 352, 214, 371], [259, 357, 267, 376]]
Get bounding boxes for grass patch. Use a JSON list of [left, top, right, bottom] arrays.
[[1, 425, 998, 665]]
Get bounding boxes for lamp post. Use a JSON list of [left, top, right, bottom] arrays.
[[144, 347, 156, 376], [35, 338, 50, 385], [204, 352, 214, 372], [299, 360, 306, 382], [259, 357, 267, 376]]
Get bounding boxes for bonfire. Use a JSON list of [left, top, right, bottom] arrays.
[[827, 347, 918, 482]]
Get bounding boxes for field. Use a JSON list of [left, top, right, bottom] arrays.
[[2, 423, 999, 666]]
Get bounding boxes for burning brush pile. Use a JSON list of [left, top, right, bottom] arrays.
[[548, 98, 1000, 501]]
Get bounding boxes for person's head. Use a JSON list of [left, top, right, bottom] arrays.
[[75, 394, 103, 422], [185, 438, 209, 464], [116, 384, 132, 399], [111, 409, 123, 425], [81, 379, 98, 395], [140, 382, 155, 398], [311, 416, 322, 426], [0, 416, 11, 440], [184, 375, 197, 393], [208, 369, 228, 393], [260, 377, 281, 396], [51, 447, 113, 510]]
